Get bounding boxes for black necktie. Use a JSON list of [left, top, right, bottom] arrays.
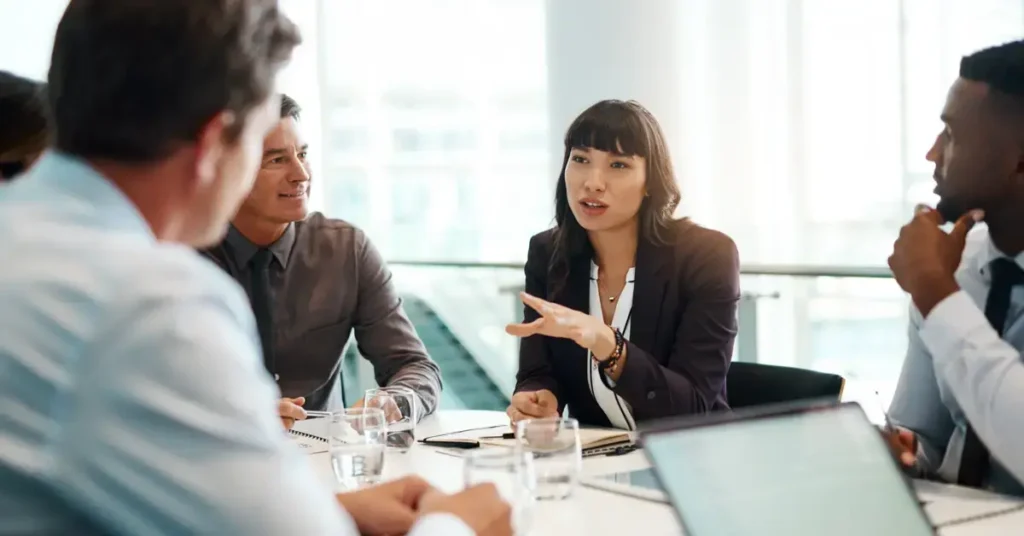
[[250, 249, 276, 376], [958, 257, 1024, 487]]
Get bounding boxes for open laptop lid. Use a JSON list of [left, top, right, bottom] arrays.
[[639, 400, 936, 536]]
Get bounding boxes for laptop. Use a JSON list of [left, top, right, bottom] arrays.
[[640, 400, 936, 536]]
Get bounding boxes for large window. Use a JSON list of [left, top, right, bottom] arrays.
[[4, 0, 1024, 410], [308, 0, 1024, 407], [667, 0, 1024, 404], [317, 0, 550, 263]]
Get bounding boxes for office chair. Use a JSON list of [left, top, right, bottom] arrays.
[[726, 361, 845, 409]]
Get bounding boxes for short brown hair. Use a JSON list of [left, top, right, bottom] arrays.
[[48, 0, 301, 162]]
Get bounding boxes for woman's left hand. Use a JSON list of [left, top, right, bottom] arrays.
[[506, 292, 614, 356]]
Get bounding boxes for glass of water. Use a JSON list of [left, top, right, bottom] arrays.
[[516, 417, 582, 500], [464, 447, 537, 535], [364, 386, 418, 452], [330, 407, 387, 490]]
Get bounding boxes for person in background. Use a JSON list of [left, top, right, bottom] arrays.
[[201, 93, 442, 428], [887, 39, 1024, 496], [0, 1, 508, 535], [0, 71, 48, 181], [505, 100, 740, 430]]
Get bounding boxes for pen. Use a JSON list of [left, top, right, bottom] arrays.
[[875, 390, 894, 432], [305, 410, 332, 419]]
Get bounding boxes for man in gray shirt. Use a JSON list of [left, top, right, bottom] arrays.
[[202, 95, 442, 423]]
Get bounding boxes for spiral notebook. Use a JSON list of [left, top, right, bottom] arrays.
[[289, 428, 328, 454]]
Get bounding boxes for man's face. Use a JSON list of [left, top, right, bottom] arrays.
[[234, 116, 311, 226], [928, 78, 1018, 222]]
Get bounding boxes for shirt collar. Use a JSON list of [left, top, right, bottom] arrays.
[[973, 226, 1024, 278], [28, 151, 155, 242], [224, 223, 296, 268]]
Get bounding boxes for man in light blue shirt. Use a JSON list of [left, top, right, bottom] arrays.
[[888, 40, 1024, 496], [0, 1, 507, 535]]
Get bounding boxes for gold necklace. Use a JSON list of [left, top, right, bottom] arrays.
[[598, 279, 619, 303]]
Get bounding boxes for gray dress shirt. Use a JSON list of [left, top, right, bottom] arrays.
[[202, 213, 442, 413], [889, 228, 1024, 496]]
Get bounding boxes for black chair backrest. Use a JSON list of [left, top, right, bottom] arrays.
[[726, 361, 845, 409]]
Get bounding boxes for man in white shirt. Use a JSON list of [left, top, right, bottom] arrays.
[[887, 39, 1024, 495], [0, 1, 509, 535]]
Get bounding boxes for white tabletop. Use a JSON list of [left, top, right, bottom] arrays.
[[295, 410, 1024, 535]]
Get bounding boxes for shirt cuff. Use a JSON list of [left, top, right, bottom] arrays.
[[408, 513, 474, 536], [918, 290, 990, 366]]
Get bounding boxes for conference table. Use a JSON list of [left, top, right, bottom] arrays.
[[295, 410, 1024, 535]]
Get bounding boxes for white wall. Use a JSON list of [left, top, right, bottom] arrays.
[[0, 0, 68, 79]]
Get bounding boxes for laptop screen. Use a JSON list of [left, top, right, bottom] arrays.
[[643, 403, 934, 536]]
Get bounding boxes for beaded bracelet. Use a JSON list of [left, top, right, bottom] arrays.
[[598, 327, 625, 373]]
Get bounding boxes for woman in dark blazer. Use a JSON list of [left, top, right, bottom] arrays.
[[505, 100, 740, 430]]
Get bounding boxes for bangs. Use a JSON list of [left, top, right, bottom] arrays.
[[564, 103, 649, 157]]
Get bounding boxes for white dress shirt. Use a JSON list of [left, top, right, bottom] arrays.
[[889, 226, 1024, 495], [587, 262, 637, 430], [0, 152, 471, 535]]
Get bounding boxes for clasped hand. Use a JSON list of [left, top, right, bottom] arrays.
[[506, 389, 559, 427], [338, 476, 512, 536]]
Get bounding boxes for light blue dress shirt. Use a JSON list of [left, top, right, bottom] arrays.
[[890, 227, 1024, 496], [0, 153, 471, 535]]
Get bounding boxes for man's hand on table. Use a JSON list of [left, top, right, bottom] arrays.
[[336, 476, 512, 536], [352, 395, 404, 423], [278, 397, 307, 430], [419, 483, 513, 536], [336, 476, 431, 535]]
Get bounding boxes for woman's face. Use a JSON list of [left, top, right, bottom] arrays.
[[564, 145, 646, 233]]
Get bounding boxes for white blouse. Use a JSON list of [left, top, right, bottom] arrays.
[[587, 261, 637, 430]]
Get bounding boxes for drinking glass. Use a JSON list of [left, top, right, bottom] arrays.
[[516, 417, 582, 500], [329, 407, 387, 490], [364, 386, 418, 452], [464, 448, 537, 535]]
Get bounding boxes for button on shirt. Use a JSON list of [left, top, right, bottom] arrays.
[[890, 228, 1024, 495], [0, 152, 470, 535], [202, 218, 442, 412]]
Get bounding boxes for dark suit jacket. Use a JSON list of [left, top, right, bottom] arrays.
[[515, 219, 740, 427]]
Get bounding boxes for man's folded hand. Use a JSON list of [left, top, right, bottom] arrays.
[[336, 476, 433, 535]]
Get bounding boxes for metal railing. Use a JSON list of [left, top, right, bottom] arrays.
[[388, 259, 894, 279], [388, 259, 897, 364]]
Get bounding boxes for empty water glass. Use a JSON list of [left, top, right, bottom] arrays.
[[516, 417, 582, 500], [365, 386, 418, 452], [330, 407, 387, 490], [464, 448, 537, 535]]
